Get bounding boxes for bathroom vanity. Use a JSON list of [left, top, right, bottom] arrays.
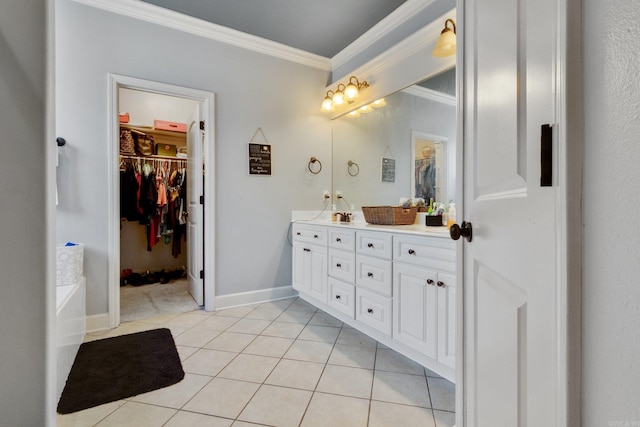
[[292, 219, 456, 381]]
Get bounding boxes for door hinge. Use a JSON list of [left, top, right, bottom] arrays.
[[200, 195, 204, 205], [540, 124, 552, 187], [199, 270, 204, 279], [199, 120, 205, 131]]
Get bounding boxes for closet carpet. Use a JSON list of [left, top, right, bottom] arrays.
[[120, 279, 200, 323]]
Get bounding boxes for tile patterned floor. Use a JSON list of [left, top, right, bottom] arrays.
[[57, 298, 456, 427]]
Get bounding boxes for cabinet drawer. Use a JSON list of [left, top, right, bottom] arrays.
[[393, 234, 456, 273], [356, 288, 392, 336], [356, 231, 392, 259], [328, 278, 355, 318], [328, 228, 356, 251], [292, 223, 328, 246], [328, 249, 356, 283], [356, 254, 392, 297]]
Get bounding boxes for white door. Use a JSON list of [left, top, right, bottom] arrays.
[[187, 106, 204, 305], [461, 0, 563, 425]]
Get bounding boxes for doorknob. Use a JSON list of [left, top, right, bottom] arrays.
[[450, 221, 473, 242]]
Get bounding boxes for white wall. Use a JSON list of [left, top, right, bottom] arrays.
[[0, 0, 51, 424], [55, 0, 331, 316], [583, 0, 640, 424]]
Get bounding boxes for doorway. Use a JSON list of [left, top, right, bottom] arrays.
[[107, 74, 216, 328]]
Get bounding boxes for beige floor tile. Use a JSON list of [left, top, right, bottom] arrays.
[[161, 324, 191, 339], [283, 339, 334, 363], [316, 364, 374, 399], [132, 373, 211, 408], [218, 353, 280, 383], [434, 409, 457, 427], [287, 299, 318, 312], [276, 309, 315, 324], [176, 345, 199, 361], [181, 348, 237, 376], [214, 306, 256, 318], [139, 312, 180, 324], [372, 370, 431, 407], [368, 400, 436, 427], [300, 392, 369, 427], [226, 318, 272, 334], [261, 321, 305, 338], [182, 377, 260, 419], [238, 385, 312, 427], [336, 327, 378, 347], [328, 343, 376, 369], [174, 327, 222, 348], [105, 321, 158, 338], [204, 331, 257, 352], [162, 313, 208, 328], [428, 377, 456, 412], [198, 315, 240, 331], [308, 311, 344, 327], [242, 335, 294, 358], [56, 400, 126, 427], [259, 298, 295, 310], [265, 359, 325, 390], [245, 307, 284, 320], [94, 401, 176, 426], [375, 348, 426, 376], [297, 324, 341, 343], [164, 411, 233, 427], [232, 421, 271, 427]]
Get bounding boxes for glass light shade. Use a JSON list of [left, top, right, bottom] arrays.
[[359, 104, 373, 113], [371, 98, 386, 108], [344, 82, 359, 101], [333, 89, 345, 106], [321, 95, 334, 112], [347, 110, 361, 118], [433, 29, 456, 57]]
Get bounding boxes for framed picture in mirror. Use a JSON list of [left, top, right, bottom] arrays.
[[411, 131, 447, 203]]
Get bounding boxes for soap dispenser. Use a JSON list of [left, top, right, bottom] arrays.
[[447, 202, 456, 229]]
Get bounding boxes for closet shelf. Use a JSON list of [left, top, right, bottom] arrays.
[[120, 124, 187, 146], [120, 153, 187, 162]]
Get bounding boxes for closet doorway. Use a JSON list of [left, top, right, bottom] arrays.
[[108, 75, 216, 328]]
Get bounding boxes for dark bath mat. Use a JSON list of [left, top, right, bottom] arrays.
[[57, 328, 184, 414]]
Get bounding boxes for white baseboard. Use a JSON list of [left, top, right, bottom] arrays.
[[86, 313, 110, 333], [214, 285, 297, 310]]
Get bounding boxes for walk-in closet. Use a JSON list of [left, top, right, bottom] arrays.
[[118, 88, 201, 321]]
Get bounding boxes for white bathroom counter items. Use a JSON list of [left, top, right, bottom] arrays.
[[291, 215, 457, 382]]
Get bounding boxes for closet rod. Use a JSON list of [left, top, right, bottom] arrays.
[[120, 154, 188, 162]]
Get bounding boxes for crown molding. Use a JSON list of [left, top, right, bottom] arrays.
[[331, 0, 436, 71], [402, 85, 456, 106], [71, 0, 332, 71]]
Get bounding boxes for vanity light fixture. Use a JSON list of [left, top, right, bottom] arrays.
[[433, 19, 456, 57], [347, 110, 361, 118], [370, 98, 386, 108], [359, 104, 373, 114], [320, 75, 369, 112]]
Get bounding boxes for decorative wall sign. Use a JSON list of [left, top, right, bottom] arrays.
[[381, 157, 396, 182], [248, 143, 272, 175]]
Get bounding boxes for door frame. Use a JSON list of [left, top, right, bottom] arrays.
[[455, 0, 582, 424], [107, 74, 216, 327]]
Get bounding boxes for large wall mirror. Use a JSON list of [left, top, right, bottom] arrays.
[[332, 67, 457, 211]]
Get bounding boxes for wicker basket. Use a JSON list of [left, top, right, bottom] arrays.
[[361, 206, 418, 225]]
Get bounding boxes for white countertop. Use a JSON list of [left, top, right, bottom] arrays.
[[291, 211, 452, 239]]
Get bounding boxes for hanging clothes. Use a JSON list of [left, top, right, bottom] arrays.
[[120, 162, 139, 221]]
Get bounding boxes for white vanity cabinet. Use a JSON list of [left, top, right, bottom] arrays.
[[291, 221, 456, 380], [292, 224, 327, 303], [393, 234, 457, 370]]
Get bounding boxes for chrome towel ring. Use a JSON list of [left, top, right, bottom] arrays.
[[308, 157, 322, 174], [347, 160, 360, 177]]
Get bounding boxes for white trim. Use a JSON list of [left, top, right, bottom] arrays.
[[107, 74, 217, 328], [402, 85, 457, 106], [331, 0, 437, 70], [72, 0, 331, 71], [214, 286, 297, 310], [86, 313, 111, 333]]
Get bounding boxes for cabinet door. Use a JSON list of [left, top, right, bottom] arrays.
[[393, 263, 437, 359], [292, 243, 310, 293], [437, 272, 456, 369], [308, 245, 328, 303]]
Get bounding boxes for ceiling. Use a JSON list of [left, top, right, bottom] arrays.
[[140, 0, 408, 58]]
